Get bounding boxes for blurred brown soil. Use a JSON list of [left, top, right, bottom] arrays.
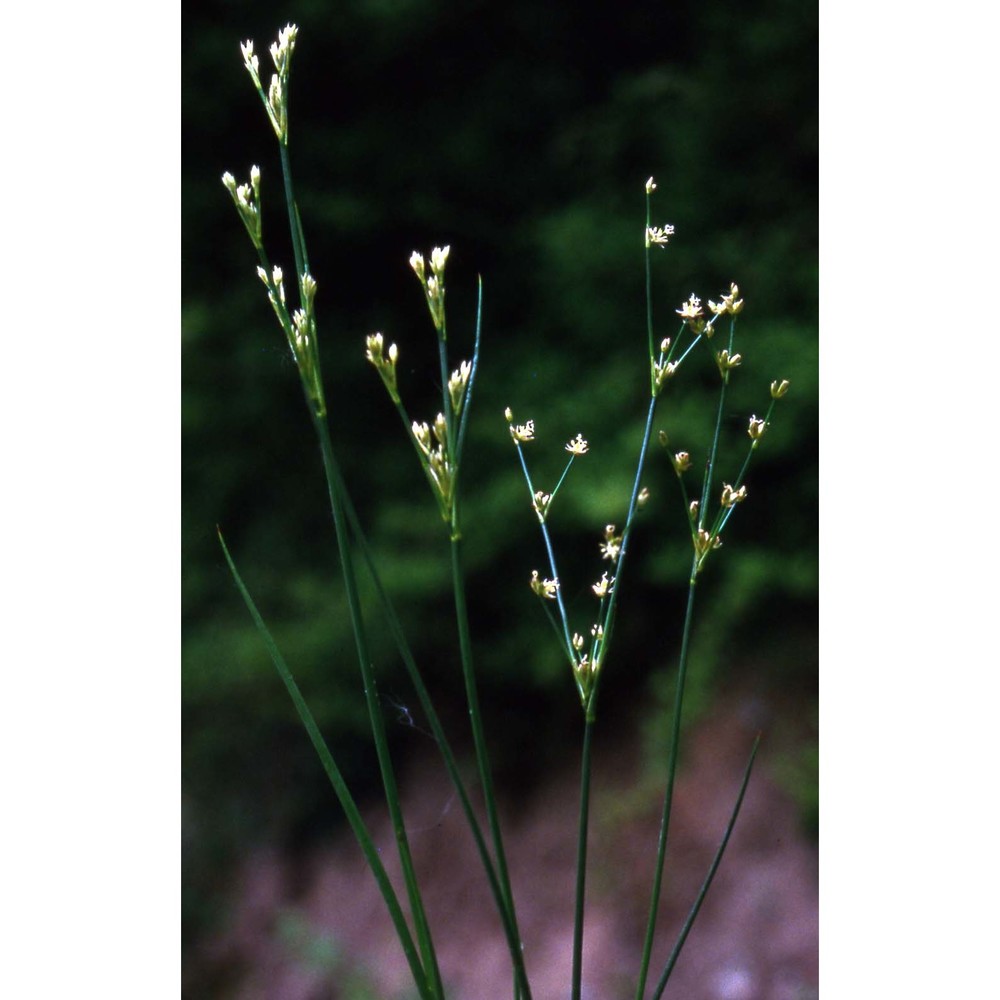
[[194, 696, 817, 1000]]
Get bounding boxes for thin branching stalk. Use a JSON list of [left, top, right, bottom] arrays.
[[649, 735, 761, 1000]]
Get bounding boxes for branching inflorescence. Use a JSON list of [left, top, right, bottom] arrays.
[[218, 25, 790, 1000]]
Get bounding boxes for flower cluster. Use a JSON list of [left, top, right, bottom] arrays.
[[646, 225, 675, 248], [221, 167, 262, 248], [365, 332, 400, 403], [410, 246, 450, 333], [708, 283, 744, 316], [530, 570, 560, 600], [241, 24, 298, 143], [599, 524, 623, 563]]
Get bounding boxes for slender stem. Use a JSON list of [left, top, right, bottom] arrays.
[[645, 194, 654, 365], [634, 557, 698, 1000], [649, 735, 761, 1000], [279, 142, 308, 280], [333, 453, 533, 1000], [571, 714, 596, 1000], [217, 532, 433, 1000], [513, 443, 574, 659], [596, 393, 658, 673], [697, 321, 736, 528], [451, 525, 532, 1000], [257, 64, 451, 1000], [314, 415, 444, 998]]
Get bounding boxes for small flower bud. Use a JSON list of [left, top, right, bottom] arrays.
[[748, 415, 767, 441], [433, 412, 448, 446], [637, 487, 650, 508], [672, 451, 691, 473], [572, 633, 585, 652], [658, 430, 669, 448], [770, 379, 790, 399], [645, 177, 657, 194], [409, 251, 426, 282], [716, 349, 742, 374], [720, 483, 747, 508], [504, 406, 514, 422], [430, 245, 450, 277], [448, 360, 472, 415], [412, 421, 432, 455], [660, 337, 671, 354], [532, 491, 552, 521]]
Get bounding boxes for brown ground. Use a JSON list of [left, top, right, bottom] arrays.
[[196, 697, 817, 999]]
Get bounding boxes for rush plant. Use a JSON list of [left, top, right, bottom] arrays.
[[218, 24, 790, 1000]]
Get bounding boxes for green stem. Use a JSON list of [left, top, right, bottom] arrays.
[[596, 393, 657, 674], [334, 455, 533, 1000], [634, 557, 698, 1000], [314, 415, 444, 999], [217, 531, 433, 1000], [645, 192, 654, 366], [279, 142, 308, 280], [571, 713, 596, 1000], [649, 735, 761, 1000], [451, 525, 532, 1000], [697, 320, 736, 528]]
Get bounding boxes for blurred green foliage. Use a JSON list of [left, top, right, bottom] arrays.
[[183, 0, 816, 965]]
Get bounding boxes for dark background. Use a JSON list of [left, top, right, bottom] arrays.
[[183, 0, 817, 990]]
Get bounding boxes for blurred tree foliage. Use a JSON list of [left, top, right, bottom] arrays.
[[183, 0, 816, 953]]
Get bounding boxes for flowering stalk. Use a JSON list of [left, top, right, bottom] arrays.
[[371, 253, 531, 999], [224, 27, 444, 997]]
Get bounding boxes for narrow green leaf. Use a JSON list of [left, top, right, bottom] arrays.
[[216, 528, 432, 1000]]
